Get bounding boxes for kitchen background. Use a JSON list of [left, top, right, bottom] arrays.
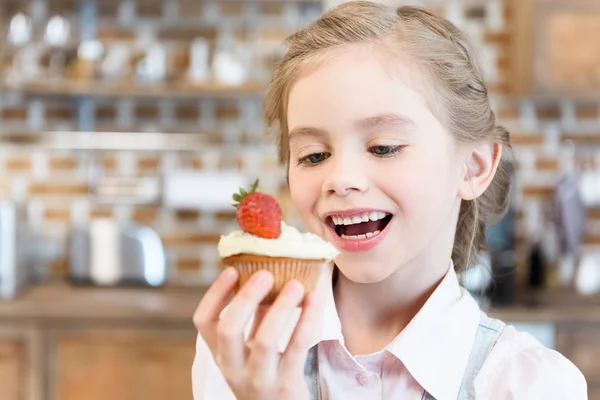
[[1, 0, 600, 399]]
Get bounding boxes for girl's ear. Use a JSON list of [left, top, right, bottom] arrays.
[[458, 142, 502, 200]]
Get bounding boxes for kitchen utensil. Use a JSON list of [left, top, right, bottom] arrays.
[[579, 165, 600, 207], [136, 44, 168, 84], [576, 251, 600, 296], [554, 171, 586, 256], [44, 15, 70, 47], [188, 37, 210, 83], [212, 30, 248, 86], [100, 43, 131, 81], [44, 15, 71, 78], [0, 200, 28, 299], [8, 13, 32, 47]]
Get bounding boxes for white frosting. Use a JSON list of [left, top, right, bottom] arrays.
[[218, 222, 340, 260]]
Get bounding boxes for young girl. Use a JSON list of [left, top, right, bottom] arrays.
[[192, 2, 587, 399]]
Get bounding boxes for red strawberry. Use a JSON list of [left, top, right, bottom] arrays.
[[233, 179, 282, 239]]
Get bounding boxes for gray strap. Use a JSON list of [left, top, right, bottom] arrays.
[[423, 312, 505, 400], [304, 345, 322, 400], [458, 313, 505, 399], [305, 313, 504, 400]]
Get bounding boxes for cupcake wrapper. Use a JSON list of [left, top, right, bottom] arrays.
[[222, 255, 326, 305]]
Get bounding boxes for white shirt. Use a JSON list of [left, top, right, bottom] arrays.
[[192, 264, 588, 399]]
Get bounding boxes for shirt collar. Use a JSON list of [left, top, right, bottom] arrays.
[[312, 262, 481, 400]]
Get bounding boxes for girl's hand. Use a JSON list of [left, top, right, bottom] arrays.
[[193, 267, 318, 400]]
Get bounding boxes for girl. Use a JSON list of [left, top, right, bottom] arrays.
[[192, 2, 587, 399]]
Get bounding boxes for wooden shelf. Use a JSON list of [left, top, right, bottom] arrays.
[[508, 0, 600, 97], [0, 130, 275, 152], [2, 79, 265, 98], [502, 92, 600, 104], [93, 0, 320, 3]]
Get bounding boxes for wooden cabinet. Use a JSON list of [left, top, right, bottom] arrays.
[[0, 334, 26, 400], [0, 327, 38, 400], [556, 323, 600, 399], [0, 323, 197, 400], [50, 328, 196, 400], [0, 284, 202, 400]]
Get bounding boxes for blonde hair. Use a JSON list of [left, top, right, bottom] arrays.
[[264, 1, 512, 273]]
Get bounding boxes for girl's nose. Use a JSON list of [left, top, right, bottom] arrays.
[[322, 154, 370, 197]]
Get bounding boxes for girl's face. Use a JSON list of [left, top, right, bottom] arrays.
[[287, 45, 467, 284]]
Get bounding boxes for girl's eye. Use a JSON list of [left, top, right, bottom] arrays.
[[369, 145, 405, 157], [298, 152, 330, 166]]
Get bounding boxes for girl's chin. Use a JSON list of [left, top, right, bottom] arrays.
[[335, 264, 395, 285]]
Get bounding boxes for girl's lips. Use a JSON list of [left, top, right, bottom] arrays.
[[325, 215, 392, 252]]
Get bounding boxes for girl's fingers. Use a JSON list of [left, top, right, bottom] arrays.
[[217, 270, 274, 376], [279, 292, 320, 376], [247, 305, 270, 342], [246, 280, 305, 381], [193, 267, 239, 351]]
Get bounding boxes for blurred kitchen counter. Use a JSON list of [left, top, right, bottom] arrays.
[[0, 283, 204, 325], [489, 288, 600, 323], [1, 284, 600, 400], [1, 282, 599, 323]]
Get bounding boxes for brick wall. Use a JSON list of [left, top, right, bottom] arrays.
[[1, 0, 599, 288]]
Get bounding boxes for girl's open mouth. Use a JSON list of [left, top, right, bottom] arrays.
[[327, 211, 392, 239]]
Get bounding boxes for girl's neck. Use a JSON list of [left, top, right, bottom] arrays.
[[333, 258, 449, 356]]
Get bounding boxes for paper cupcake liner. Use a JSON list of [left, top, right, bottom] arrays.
[[222, 254, 326, 305]]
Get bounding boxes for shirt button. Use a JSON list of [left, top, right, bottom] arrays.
[[356, 373, 371, 386]]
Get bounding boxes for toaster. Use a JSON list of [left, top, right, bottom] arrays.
[[68, 219, 166, 287]]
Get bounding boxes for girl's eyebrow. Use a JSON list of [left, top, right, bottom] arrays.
[[288, 113, 417, 143], [288, 126, 328, 144], [354, 113, 417, 133]]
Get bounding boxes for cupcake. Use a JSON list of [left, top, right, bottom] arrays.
[[218, 180, 339, 305]]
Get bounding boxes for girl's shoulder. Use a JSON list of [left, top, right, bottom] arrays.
[[475, 324, 588, 399]]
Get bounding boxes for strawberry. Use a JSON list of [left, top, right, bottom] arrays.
[[233, 179, 282, 239]]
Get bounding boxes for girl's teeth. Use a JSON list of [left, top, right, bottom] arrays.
[[341, 230, 381, 240], [331, 212, 389, 225]]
